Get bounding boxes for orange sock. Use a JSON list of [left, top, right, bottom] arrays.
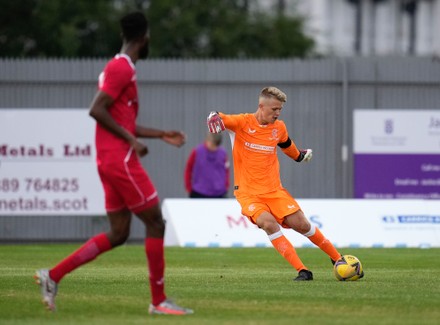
[[270, 231, 306, 271], [306, 227, 341, 262]]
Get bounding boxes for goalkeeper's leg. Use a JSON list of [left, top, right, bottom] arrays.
[[256, 212, 308, 271], [284, 211, 341, 262], [304, 225, 341, 262], [269, 230, 307, 271]]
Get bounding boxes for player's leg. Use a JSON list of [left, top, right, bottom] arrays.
[[122, 150, 192, 314], [135, 204, 193, 315], [255, 211, 312, 280], [35, 209, 130, 311], [123, 155, 168, 309], [284, 210, 341, 262], [135, 203, 166, 307], [237, 194, 312, 280], [49, 210, 130, 282]]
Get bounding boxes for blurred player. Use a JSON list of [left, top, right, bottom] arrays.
[[184, 132, 230, 198], [34, 12, 193, 315], [206, 86, 342, 281]]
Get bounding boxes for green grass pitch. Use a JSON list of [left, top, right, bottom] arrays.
[[0, 245, 439, 325]]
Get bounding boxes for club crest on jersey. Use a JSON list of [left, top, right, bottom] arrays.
[[269, 129, 279, 140]]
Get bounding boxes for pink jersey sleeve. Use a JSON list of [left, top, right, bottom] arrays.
[[99, 58, 133, 100]]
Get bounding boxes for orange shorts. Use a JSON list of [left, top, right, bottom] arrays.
[[235, 188, 301, 228]]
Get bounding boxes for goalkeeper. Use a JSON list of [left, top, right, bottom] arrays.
[[207, 86, 341, 281]]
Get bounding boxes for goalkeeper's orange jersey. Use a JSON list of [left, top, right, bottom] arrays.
[[219, 112, 299, 196]]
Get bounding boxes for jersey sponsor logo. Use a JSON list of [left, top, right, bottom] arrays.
[[248, 128, 256, 134], [244, 142, 275, 153], [287, 204, 296, 209]]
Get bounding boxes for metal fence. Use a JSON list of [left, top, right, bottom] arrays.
[[1, 57, 440, 241]]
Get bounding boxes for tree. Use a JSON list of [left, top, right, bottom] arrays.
[[0, 0, 119, 57], [0, 0, 315, 58], [147, 0, 314, 58]]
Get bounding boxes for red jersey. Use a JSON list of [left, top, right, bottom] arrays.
[[95, 54, 138, 152]]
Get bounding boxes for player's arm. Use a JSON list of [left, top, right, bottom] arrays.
[[135, 125, 186, 148], [184, 149, 196, 193], [89, 90, 147, 155], [207, 111, 242, 133], [278, 137, 313, 163], [207, 111, 225, 133]]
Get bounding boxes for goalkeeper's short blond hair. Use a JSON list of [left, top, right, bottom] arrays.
[[259, 87, 287, 103]]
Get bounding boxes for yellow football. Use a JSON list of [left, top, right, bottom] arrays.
[[334, 255, 364, 281]]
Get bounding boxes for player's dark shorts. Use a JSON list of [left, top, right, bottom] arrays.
[[97, 148, 159, 214]]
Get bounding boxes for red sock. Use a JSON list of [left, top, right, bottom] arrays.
[[49, 233, 112, 283], [145, 238, 166, 306], [307, 228, 341, 262]]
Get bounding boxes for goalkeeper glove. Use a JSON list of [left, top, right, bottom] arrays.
[[207, 111, 225, 134], [296, 149, 313, 162]]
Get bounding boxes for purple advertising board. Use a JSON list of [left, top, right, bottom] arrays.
[[354, 110, 440, 199], [354, 154, 440, 199]]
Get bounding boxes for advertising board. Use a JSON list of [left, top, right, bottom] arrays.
[[0, 109, 105, 215]]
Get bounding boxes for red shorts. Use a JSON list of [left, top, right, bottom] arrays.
[[97, 148, 159, 214], [236, 188, 301, 228]]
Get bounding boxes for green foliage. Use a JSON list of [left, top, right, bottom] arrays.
[[0, 245, 439, 324], [147, 0, 314, 58], [0, 0, 314, 58], [0, 0, 120, 58]]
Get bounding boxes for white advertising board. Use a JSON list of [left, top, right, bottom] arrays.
[[162, 199, 440, 248], [0, 109, 106, 215], [354, 109, 440, 154]]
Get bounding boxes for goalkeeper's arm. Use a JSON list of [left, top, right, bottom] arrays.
[[278, 137, 312, 163], [207, 111, 225, 133]]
